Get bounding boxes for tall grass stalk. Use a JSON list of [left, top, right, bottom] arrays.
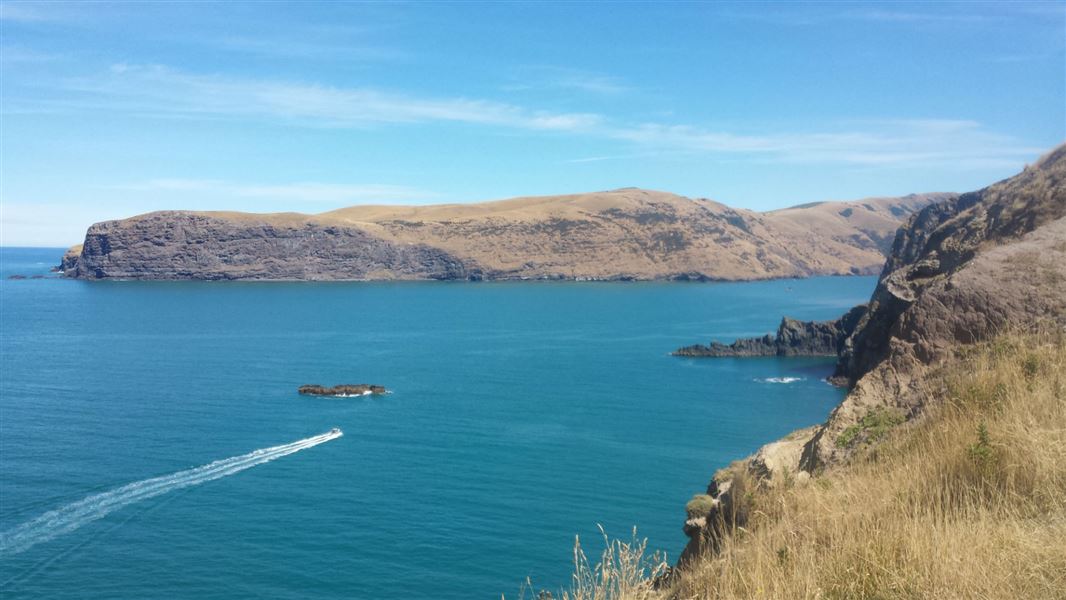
[[545, 331, 1066, 599]]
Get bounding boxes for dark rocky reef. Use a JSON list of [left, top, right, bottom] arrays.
[[673, 304, 866, 360], [62, 212, 483, 281], [298, 384, 387, 397]]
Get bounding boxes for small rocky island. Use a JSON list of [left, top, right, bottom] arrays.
[[298, 384, 388, 397]]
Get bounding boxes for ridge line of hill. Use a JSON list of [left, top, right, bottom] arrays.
[[59, 190, 953, 282]]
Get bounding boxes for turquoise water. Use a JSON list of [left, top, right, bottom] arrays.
[[0, 247, 872, 599]]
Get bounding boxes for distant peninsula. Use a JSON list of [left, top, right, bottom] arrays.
[[58, 189, 951, 282]]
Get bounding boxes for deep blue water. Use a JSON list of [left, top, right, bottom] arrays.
[[0, 247, 872, 599]]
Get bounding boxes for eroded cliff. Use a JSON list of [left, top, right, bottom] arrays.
[[680, 144, 1066, 562], [65, 212, 480, 281], [60, 190, 947, 281]]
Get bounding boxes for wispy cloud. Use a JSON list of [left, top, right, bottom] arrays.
[[846, 8, 992, 24], [10, 63, 1047, 170], [564, 154, 643, 164], [717, 5, 1023, 28], [0, 2, 66, 22], [599, 119, 1043, 168], [109, 179, 436, 203], [208, 35, 404, 61], [503, 66, 632, 95], [46, 64, 604, 131], [0, 1, 105, 24], [0, 44, 62, 64]]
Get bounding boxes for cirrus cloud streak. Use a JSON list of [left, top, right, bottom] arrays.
[[7, 63, 1048, 170]]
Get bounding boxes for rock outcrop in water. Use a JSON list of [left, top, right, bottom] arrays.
[[57, 244, 82, 273], [298, 384, 388, 397], [59, 190, 946, 281], [673, 304, 866, 359], [679, 144, 1066, 563]]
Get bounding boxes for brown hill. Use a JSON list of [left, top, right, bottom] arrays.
[[61, 190, 948, 281]]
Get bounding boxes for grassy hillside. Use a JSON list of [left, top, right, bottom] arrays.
[[67, 190, 943, 281], [315, 190, 942, 280], [541, 330, 1066, 599]]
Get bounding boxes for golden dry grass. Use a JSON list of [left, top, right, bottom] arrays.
[[154, 190, 933, 281], [513, 527, 669, 600], [545, 331, 1066, 600]]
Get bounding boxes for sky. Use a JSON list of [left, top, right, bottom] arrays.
[[1, 1, 1064, 246]]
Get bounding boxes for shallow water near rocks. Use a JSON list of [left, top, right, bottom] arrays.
[[0, 247, 871, 599]]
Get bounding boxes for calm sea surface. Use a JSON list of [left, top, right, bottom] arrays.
[[0, 247, 873, 599]]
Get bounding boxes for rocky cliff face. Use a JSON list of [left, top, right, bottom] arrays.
[[680, 144, 1066, 562], [66, 212, 480, 280], [673, 305, 866, 359], [832, 147, 1066, 386], [61, 190, 946, 281], [57, 244, 82, 273]]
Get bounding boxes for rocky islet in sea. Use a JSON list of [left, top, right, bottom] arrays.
[[298, 384, 388, 397]]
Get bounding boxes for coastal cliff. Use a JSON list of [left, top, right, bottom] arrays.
[[59, 190, 947, 281], [65, 212, 479, 281], [58, 244, 82, 273], [679, 144, 1066, 565]]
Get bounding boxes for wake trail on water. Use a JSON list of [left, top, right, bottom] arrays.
[[0, 430, 343, 557]]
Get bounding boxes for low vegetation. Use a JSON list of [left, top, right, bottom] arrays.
[[544, 331, 1066, 599], [685, 495, 716, 520], [834, 408, 905, 448]]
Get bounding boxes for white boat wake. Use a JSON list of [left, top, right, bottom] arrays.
[[755, 376, 805, 384], [0, 429, 343, 557]]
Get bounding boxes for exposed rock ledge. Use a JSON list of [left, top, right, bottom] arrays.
[[62, 213, 481, 281], [56, 244, 82, 273], [298, 384, 388, 397], [678, 144, 1066, 566], [673, 304, 866, 360]]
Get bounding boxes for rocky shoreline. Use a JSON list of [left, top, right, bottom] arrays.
[[60, 213, 480, 281], [673, 304, 866, 364], [677, 145, 1066, 565]]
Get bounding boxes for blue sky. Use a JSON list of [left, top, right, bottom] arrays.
[[2, 1, 1064, 246]]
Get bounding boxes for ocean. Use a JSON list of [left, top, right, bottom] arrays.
[[0, 247, 873, 599]]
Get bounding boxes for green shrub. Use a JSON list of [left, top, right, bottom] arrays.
[[836, 424, 862, 447], [968, 422, 997, 475], [1023, 354, 1040, 381], [686, 494, 716, 519], [835, 408, 905, 448]]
